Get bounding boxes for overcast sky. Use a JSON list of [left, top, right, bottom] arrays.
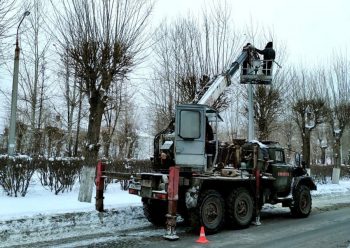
[[153, 0, 350, 65]]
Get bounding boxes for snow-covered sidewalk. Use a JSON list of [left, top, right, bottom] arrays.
[[0, 180, 141, 222], [0, 181, 146, 248]]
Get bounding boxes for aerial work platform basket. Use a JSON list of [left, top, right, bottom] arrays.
[[240, 59, 274, 85]]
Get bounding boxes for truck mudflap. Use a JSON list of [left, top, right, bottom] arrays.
[[293, 176, 317, 191]]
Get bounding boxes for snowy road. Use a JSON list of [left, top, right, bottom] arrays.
[[139, 204, 350, 248], [1, 190, 350, 248]]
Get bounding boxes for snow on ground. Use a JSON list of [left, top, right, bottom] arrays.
[[312, 179, 350, 196], [0, 177, 350, 221], [0, 178, 141, 221], [0, 178, 147, 248]]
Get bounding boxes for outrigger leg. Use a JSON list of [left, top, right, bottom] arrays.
[[253, 145, 262, 226], [163, 166, 180, 240]]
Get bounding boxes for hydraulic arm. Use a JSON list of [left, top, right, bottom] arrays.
[[195, 50, 248, 106]]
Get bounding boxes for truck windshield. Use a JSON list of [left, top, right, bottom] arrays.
[[268, 149, 285, 163], [179, 110, 201, 139], [274, 150, 285, 163]]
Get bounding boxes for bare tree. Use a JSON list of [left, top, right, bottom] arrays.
[[221, 90, 245, 141], [51, 0, 154, 202], [54, 48, 88, 158], [315, 122, 328, 164], [326, 53, 350, 182], [116, 97, 138, 159], [0, 0, 17, 60], [289, 68, 328, 168], [145, 19, 202, 132], [147, 2, 242, 134], [14, 0, 53, 154], [254, 84, 282, 140], [253, 62, 290, 141], [101, 79, 126, 158], [51, 42, 85, 157]]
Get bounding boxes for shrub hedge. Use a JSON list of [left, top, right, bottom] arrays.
[[310, 164, 350, 183], [0, 156, 349, 197], [0, 157, 152, 197]]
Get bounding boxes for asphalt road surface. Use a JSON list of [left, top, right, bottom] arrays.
[[97, 205, 350, 248]]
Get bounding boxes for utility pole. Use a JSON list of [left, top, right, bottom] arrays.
[[7, 11, 30, 156], [248, 82, 254, 141]]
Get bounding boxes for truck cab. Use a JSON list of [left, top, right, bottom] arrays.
[[174, 104, 221, 172]]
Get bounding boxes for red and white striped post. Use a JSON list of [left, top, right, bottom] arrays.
[[163, 166, 180, 240]]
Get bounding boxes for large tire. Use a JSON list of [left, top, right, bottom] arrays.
[[226, 188, 254, 228], [190, 189, 225, 234], [142, 198, 167, 226], [290, 185, 312, 218]]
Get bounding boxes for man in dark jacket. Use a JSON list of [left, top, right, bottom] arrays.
[[255, 41, 275, 75], [242, 43, 252, 75]]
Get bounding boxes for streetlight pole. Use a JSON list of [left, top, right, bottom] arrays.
[[7, 11, 30, 156]]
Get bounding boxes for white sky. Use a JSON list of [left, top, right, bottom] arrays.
[[153, 0, 350, 65]]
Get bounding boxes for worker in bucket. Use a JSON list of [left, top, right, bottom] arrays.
[[255, 41, 275, 75]]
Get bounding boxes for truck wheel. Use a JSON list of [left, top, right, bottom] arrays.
[[290, 185, 312, 218], [142, 198, 167, 226], [197, 190, 225, 234], [226, 188, 254, 228]]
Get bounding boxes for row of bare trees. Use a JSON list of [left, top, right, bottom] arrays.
[[0, 0, 153, 201], [0, 0, 151, 161]]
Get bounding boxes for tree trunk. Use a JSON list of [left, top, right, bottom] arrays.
[[333, 137, 341, 168], [332, 138, 341, 184], [78, 166, 96, 203], [74, 89, 83, 157], [302, 129, 311, 168], [78, 91, 105, 202]]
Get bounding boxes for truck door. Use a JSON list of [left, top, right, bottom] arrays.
[[175, 105, 206, 170], [270, 149, 293, 196]]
